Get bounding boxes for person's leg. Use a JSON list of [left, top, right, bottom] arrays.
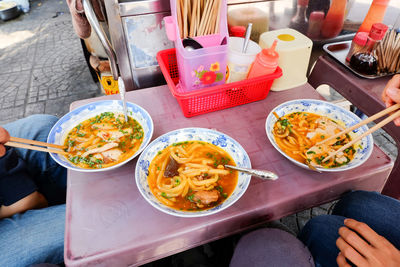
[[298, 215, 345, 267], [230, 228, 314, 267], [299, 190, 400, 267], [332, 190, 400, 248], [0, 204, 65, 267], [3, 115, 66, 205]]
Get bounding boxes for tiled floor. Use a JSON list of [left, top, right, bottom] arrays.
[[0, 0, 101, 125]]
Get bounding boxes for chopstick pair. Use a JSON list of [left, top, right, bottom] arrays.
[[320, 103, 400, 163], [5, 137, 68, 155]]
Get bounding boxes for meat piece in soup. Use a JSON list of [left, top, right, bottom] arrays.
[[147, 141, 238, 211], [64, 112, 144, 169]]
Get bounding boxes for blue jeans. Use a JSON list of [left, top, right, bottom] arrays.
[[0, 115, 66, 267], [298, 190, 400, 267]]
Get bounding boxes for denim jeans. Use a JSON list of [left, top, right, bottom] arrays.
[[0, 115, 66, 267], [298, 190, 400, 267]]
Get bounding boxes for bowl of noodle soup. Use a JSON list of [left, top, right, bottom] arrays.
[[265, 99, 373, 172], [47, 100, 153, 172], [135, 128, 252, 217]]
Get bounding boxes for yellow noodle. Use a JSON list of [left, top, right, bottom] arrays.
[[181, 169, 203, 176], [185, 163, 211, 169], [208, 169, 230, 175], [191, 175, 219, 186], [273, 112, 356, 168]]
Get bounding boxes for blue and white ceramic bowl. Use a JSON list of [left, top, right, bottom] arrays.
[[135, 128, 252, 217], [265, 99, 374, 172], [47, 100, 154, 172]]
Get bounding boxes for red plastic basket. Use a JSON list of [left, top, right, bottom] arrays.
[[157, 48, 282, 117]]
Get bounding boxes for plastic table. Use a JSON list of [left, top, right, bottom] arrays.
[[65, 83, 393, 266], [308, 55, 400, 199]]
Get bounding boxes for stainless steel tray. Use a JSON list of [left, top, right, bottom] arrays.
[[323, 40, 392, 79]]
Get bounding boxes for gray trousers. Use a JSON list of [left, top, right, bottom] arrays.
[[230, 228, 314, 267]]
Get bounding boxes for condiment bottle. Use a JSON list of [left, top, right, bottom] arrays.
[[346, 32, 368, 62], [247, 40, 279, 78], [349, 24, 388, 75], [289, 0, 309, 34], [230, 26, 246, 37], [321, 0, 347, 39], [349, 45, 378, 75], [368, 22, 388, 48], [307, 11, 325, 39], [357, 0, 390, 34]]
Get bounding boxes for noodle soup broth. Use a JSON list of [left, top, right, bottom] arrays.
[[266, 99, 374, 172], [135, 127, 252, 217], [64, 112, 144, 169], [272, 111, 357, 168], [148, 141, 238, 212]]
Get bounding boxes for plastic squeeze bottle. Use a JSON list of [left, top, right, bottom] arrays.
[[357, 0, 390, 34], [247, 40, 279, 78]]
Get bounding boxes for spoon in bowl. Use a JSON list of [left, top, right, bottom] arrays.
[[225, 165, 278, 181], [118, 77, 128, 122]]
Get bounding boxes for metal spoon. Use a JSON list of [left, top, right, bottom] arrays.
[[118, 77, 128, 122], [225, 165, 278, 180], [182, 38, 203, 51], [242, 23, 252, 53]]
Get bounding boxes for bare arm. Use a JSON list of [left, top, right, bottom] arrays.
[[382, 74, 400, 126], [0, 191, 48, 219], [0, 126, 48, 219]]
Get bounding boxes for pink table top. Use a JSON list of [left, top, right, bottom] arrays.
[[65, 83, 393, 267]]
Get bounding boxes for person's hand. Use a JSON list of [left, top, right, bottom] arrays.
[[336, 218, 400, 267], [0, 127, 10, 157], [382, 74, 400, 126]]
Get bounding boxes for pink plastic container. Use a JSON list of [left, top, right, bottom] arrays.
[[165, 0, 229, 92]]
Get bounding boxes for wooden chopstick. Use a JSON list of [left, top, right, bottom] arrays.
[[322, 106, 400, 163], [317, 103, 400, 146], [183, 0, 188, 38], [5, 141, 68, 155], [177, 0, 183, 39], [214, 0, 221, 34], [10, 136, 66, 150]]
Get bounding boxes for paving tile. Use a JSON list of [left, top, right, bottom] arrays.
[[25, 102, 46, 116], [297, 210, 313, 230], [44, 98, 65, 117], [0, 107, 25, 125], [0, 70, 30, 108], [0, 32, 37, 73], [368, 122, 398, 161]]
